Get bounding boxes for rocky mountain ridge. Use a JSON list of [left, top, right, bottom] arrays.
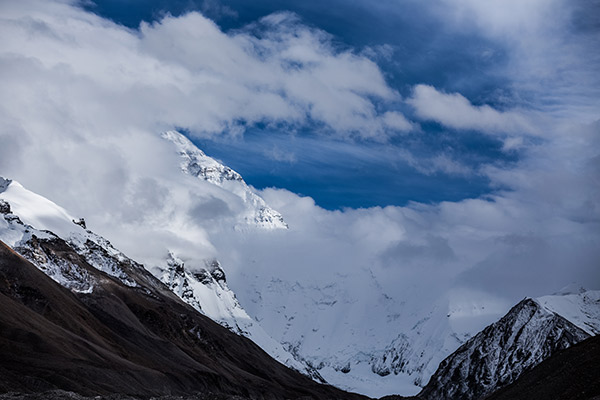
[[0, 177, 304, 378], [418, 295, 597, 400], [0, 238, 362, 399]]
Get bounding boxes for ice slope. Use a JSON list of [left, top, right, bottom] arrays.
[[217, 249, 501, 398], [162, 131, 287, 230], [0, 177, 303, 375]]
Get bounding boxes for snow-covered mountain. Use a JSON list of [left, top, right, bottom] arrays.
[[0, 178, 156, 293], [0, 176, 305, 376], [162, 130, 287, 230], [419, 290, 600, 400], [140, 132, 500, 396], [0, 217, 360, 400], [3, 129, 598, 400], [155, 251, 321, 379]]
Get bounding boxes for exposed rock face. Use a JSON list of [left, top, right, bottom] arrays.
[[371, 334, 420, 379], [485, 334, 600, 400], [15, 236, 96, 294], [0, 199, 10, 214], [419, 298, 591, 400], [0, 177, 321, 389], [0, 177, 11, 192]]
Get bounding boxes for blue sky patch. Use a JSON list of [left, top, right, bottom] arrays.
[[83, 0, 527, 209]]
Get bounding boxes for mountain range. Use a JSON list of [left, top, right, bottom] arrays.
[[0, 132, 598, 399]]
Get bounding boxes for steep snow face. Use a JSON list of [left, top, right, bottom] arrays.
[[420, 292, 598, 400], [0, 179, 83, 241], [158, 253, 253, 332], [162, 131, 287, 230]]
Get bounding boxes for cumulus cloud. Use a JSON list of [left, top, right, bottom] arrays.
[[0, 0, 411, 261], [1, 1, 409, 141], [407, 84, 537, 136]]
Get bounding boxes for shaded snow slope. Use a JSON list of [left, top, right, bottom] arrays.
[[156, 252, 322, 380]]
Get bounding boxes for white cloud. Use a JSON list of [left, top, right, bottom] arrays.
[[263, 145, 298, 163], [382, 111, 413, 132], [438, 0, 600, 122], [0, 1, 409, 141], [407, 84, 537, 135], [0, 0, 412, 262], [0, 0, 595, 312], [501, 136, 524, 152], [440, 0, 560, 40]]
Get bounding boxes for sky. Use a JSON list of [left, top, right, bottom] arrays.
[[0, 1, 599, 383], [80, 0, 539, 209]]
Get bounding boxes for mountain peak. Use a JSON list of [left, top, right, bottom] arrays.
[[419, 292, 596, 400], [161, 130, 288, 229]]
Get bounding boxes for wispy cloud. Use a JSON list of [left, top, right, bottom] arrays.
[[407, 84, 537, 136]]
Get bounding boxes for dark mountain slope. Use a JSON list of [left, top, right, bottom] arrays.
[[485, 334, 600, 400], [0, 240, 365, 400]]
